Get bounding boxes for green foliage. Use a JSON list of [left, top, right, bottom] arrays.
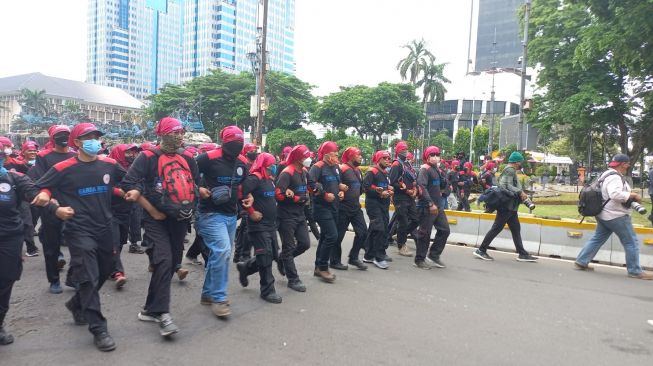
[[313, 82, 423, 149], [472, 126, 489, 161], [265, 128, 318, 156], [534, 165, 550, 176], [336, 136, 375, 164], [453, 128, 471, 157], [19, 88, 50, 116], [429, 132, 453, 158]]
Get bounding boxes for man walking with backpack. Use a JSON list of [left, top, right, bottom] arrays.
[[574, 154, 653, 279], [122, 117, 200, 336]]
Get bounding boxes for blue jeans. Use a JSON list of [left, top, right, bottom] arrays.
[[197, 212, 237, 302], [576, 215, 642, 275]]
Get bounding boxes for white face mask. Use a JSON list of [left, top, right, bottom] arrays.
[[3, 148, 12, 155], [302, 158, 312, 168]]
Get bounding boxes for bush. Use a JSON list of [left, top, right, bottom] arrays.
[[534, 165, 550, 176]]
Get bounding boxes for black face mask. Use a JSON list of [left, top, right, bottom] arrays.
[[54, 134, 69, 147], [222, 141, 244, 159], [352, 160, 361, 167], [398, 151, 407, 160], [246, 151, 258, 162], [125, 156, 135, 164]]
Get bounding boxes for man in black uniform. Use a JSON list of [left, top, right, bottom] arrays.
[[236, 153, 282, 303], [333, 147, 368, 270], [233, 142, 258, 263], [389, 141, 416, 257], [415, 146, 451, 269], [33, 123, 126, 351], [275, 144, 312, 292], [29, 125, 76, 294], [363, 151, 393, 269], [308, 141, 341, 283]]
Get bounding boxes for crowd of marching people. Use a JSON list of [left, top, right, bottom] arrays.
[[1, 117, 651, 351]]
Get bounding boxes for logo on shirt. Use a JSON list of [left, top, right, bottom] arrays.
[[0, 183, 10, 193], [103, 174, 110, 184], [78, 185, 109, 197], [0, 194, 10, 202], [236, 167, 244, 176]]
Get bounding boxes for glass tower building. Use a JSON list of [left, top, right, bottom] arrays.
[[87, 0, 184, 100], [474, 0, 522, 72], [181, 0, 295, 82]]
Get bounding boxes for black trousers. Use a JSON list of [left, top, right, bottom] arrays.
[[129, 205, 143, 244], [233, 217, 252, 262], [364, 201, 389, 261], [278, 216, 310, 281], [478, 210, 528, 256], [457, 189, 471, 212], [38, 211, 64, 284], [66, 229, 113, 335], [20, 202, 37, 253], [313, 204, 338, 271], [241, 231, 276, 296], [394, 199, 419, 247], [142, 214, 188, 314], [0, 279, 14, 328], [415, 207, 450, 262], [334, 208, 367, 263], [111, 218, 127, 275]]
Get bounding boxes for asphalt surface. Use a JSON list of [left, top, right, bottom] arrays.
[[2, 230, 653, 366]]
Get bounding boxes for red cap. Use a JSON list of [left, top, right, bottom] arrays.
[[0, 136, 13, 148], [68, 123, 104, 146], [406, 151, 414, 161], [286, 145, 311, 165], [220, 125, 244, 144], [242, 143, 258, 154], [140, 142, 155, 151], [451, 160, 460, 168], [372, 150, 391, 164], [48, 125, 71, 137], [423, 146, 441, 161], [155, 117, 184, 136], [199, 143, 217, 153], [317, 141, 338, 161], [395, 141, 408, 157], [464, 162, 473, 170], [185, 146, 199, 156], [108, 143, 137, 169], [250, 152, 277, 180], [341, 147, 361, 164], [281, 146, 293, 159], [21, 140, 39, 152], [485, 161, 496, 170]]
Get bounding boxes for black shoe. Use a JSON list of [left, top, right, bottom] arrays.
[[473, 249, 494, 261], [0, 327, 14, 345], [128, 243, 145, 254], [517, 254, 538, 262], [288, 279, 307, 292], [414, 260, 432, 270], [93, 332, 116, 352], [348, 259, 368, 270], [277, 260, 286, 277], [65, 299, 88, 325], [381, 255, 393, 262], [329, 263, 348, 271], [261, 292, 282, 304], [236, 262, 249, 287]]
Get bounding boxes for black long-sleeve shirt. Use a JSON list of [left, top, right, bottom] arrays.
[[308, 161, 340, 208], [28, 149, 76, 181], [363, 167, 390, 207], [0, 172, 53, 235], [121, 148, 200, 215], [339, 163, 363, 212], [275, 164, 308, 219], [416, 163, 444, 209], [195, 148, 248, 215], [388, 157, 417, 201], [242, 174, 277, 232], [36, 157, 126, 235]]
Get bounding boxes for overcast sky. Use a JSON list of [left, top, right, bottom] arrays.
[[0, 0, 524, 101]]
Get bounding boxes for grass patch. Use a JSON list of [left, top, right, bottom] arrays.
[[518, 203, 652, 227]]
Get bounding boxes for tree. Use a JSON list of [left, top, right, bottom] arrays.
[[430, 132, 453, 158], [314, 83, 422, 149], [473, 126, 489, 161], [527, 0, 653, 166], [19, 88, 50, 116], [265, 71, 318, 130], [415, 59, 450, 105], [453, 128, 471, 157], [265, 128, 318, 156], [396, 39, 434, 84], [61, 101, 87, 123]]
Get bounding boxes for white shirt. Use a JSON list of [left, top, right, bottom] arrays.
[[597, 169, 631, 221]]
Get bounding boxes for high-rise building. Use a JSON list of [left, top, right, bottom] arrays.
[[474, 0, 522, 72], [181, 0, 295, 82], [87, 0, 184, 100]]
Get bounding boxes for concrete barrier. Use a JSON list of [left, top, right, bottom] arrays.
[[476, 213, 541, 254], [537, 219, 611, 263], [609, 227, 653, 269], [443, 210, 479, 246]]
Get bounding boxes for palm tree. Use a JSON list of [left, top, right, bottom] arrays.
[[396, 39, 434, 84], [415, 59, 450, 105], [19, 88, 50, 116]]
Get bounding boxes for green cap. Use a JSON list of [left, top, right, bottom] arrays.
[[508, 151, 524, 163]]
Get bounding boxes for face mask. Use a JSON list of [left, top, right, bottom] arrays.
[[302, 158, 312, 168], [246, 151, 258, 161], [222, 141, 244, 159], [398, 151, 407, 160], [266, 166, 275, 177], [160, 134, 184, 152], [125, 156, 135, 164], [81, 139, 102, 156], [0, 159, 7, 176], [3, 148, 12, 156], [351, 160, 361, 167], [28, 159, 36, 166], [54, 134, 69, 147]]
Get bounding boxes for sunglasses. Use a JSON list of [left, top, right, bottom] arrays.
[[429, 153, 441, 157]]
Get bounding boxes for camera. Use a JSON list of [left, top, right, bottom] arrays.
[[630, 201, 647, 215], [522, 197, 536, 210]]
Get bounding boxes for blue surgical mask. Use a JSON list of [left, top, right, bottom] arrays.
[[0, 158, 6, 176], [82, 139, 102, 156], [269, 164, 278, 177]]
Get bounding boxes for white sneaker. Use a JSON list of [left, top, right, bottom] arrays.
[[373, 259, 389, 270], [648, 320, 653, 328]]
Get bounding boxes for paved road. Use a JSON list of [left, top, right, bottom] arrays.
[[2, 231, 652, 365]]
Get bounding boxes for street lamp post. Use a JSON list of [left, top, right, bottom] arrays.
[[518, 0, 531, 151]]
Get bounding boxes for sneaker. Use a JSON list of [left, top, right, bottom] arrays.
[[313, 268, 336, 283], [381, 254, 393, 262], [516, 254, 538, 262], [26, 250, 39, 257], [397, 245, 414, 257], [158, 313, 179, 337], [114, 272, 127, 289], [329, 263, 348, 271], [138, 311, 160, 322], [628, 272, 653, 280], [372, 259, 389, 270], [414, 261, 432, 270], [430, 258, 446, 268], [57, 256, 66, 270], [185, 256, 202, 265], [0, 327, 14, 345], [93, 332, 116, 352], [49, 281, 63, 294], [348, 259, 368, 270], [128, 243, 145, 254], [236, 262, 249, 287], [288, 279, 307, 292], [65, 299, 88, 325], [176, 268, 189, 281], [574, 261, 594, 271], [261, 292, 282, 304], [362, 257, 374, 263], [473, 249, 494, 261], [212, 301, 231, 318]]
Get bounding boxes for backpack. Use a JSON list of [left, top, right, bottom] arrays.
[[154, 149, 198, 220], [577, 171, 620, 223]]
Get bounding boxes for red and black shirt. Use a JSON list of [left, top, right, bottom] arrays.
[[363, 167, 390, 207], [242, 173, 277, 232], [308, 161, 340, 208], [275, 164, 308, 219], [195, 148, 248, 215], [339, 163, 363, 212]]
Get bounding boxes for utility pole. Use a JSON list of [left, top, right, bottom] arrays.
[[518, 0, 531, 151], [488, 27, 497, 157], [465, 0, 474, 75], [255, 0, 269, 145]]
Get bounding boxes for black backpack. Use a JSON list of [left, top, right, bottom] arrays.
[[578, 171, 621, 223]]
